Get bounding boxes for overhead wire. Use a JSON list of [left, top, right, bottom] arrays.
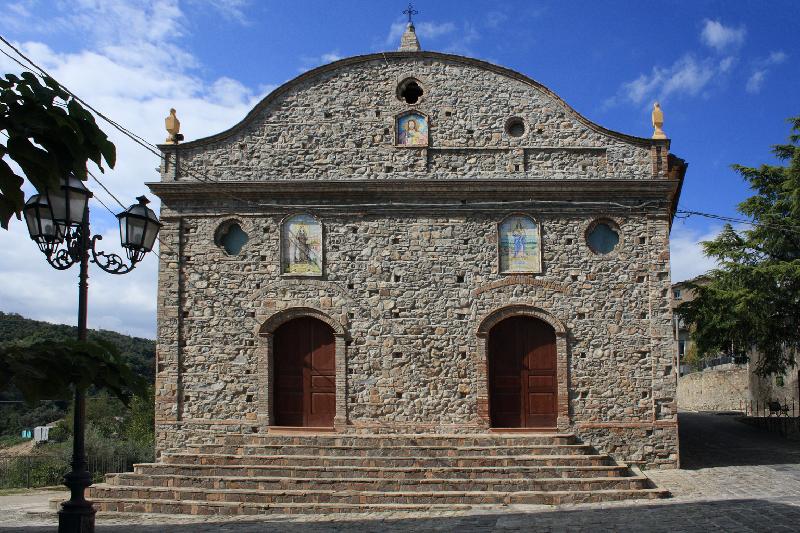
[[4, 34, 800, 258]]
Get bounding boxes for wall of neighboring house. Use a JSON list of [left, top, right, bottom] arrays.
[[677, 366, 750, 411]]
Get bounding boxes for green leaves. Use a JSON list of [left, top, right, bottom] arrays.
[[0, 338, 148, 406], [0, 71, 116, 229], [677, 116, 800, 377]]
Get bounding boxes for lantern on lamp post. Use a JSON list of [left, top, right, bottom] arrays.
[[22, 174, 161, 533]]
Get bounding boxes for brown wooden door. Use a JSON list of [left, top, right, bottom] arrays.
[[273, 317, 336, 427], [489, 316, 557, 428]]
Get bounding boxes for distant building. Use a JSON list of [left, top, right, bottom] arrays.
[[33, 426, 49, 443]]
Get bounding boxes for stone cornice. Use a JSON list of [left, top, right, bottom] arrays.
[[148, 178, 682, 205]]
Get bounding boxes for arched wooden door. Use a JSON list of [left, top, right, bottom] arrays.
[[273, 317, 336, 427], [489, 316, 557, 428]]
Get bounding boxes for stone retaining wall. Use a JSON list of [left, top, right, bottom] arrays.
[[677, 368, 749, 412]]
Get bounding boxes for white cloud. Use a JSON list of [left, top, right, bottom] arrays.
[[442, 22, 480, 56], [417, 21, 457, 40], [745, 70, 765, 94], [718, 56, 736, 73], [384, 20, 457, 48], [297, 50, 344, 73], [746, 50, 788, 94], [615, 55, 718, 107], [0, 0, 270, 338], [670, 224, 721, 282], [485, 11, 508, 29], [700, 19, 746, 52], [192, 0, 252, 24]]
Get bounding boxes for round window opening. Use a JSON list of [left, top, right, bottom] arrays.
[[587, 222, 620, 255], [505, 117, 526, 138], [216, 222, 249, 256], [397, 79, 424, 105]]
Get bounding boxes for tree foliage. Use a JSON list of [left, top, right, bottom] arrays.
[[677, 116, 800, 376], [0, 338, 147, 405], [0, 71, 116, 229]]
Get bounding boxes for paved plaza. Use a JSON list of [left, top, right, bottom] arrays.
[[2, 412, 799, 532]]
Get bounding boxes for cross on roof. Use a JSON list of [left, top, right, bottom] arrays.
[[403, 2, 418, 24]]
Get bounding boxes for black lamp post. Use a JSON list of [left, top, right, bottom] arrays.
[[23, 175, 161, 533]]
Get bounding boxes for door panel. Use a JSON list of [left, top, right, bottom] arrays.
[[489, 316, 558, 428], [273, 317, 336, 427]]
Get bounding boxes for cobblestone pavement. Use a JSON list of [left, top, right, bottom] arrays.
[[2, 412, 799, 532]]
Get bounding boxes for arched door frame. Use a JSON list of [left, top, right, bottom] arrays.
[[476, 305, 570, 430], [256, 307, 348, 429]]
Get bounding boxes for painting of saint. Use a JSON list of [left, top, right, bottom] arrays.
[[499, 215, 541, 273], [282, 214, 323, 275], [397, 113, 428, 146]]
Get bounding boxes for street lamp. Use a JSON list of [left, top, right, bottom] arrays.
[[22, 175, 161, 533]]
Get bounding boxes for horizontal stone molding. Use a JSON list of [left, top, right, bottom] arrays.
[[576, 421, 678, 429], [149, 178, 682, 205]]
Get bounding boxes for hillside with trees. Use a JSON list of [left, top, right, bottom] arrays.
[[0, 311, 155, 439]]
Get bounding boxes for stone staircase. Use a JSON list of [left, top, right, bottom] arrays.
[[85, 433, 668, 515]]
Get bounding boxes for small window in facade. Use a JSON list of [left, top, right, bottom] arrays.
[[216, 222, 248, 255], [586, 221, 620, 255], [673, 289, 682, 299], [397, 78, 424, 104], [505, 117, 526, 138], [776, 375, 784, 387]]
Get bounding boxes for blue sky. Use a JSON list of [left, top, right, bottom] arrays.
[[0, 0, 798, 338]]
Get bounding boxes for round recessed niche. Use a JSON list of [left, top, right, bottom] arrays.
[[586, 220, 620, 255], [397, 78, 424, 105], [215, 221, 249, 256], [505, 117, 526, 138]]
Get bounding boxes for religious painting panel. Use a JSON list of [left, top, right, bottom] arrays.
[[498, 214, 542, 274], [396, 112, 429, 147], [281, 213, 323, 276]]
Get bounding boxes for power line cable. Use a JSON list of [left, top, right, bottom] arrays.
[[676, 209, 800, 236], [5, 35, 800, 251]]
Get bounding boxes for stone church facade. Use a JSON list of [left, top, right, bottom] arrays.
[[150, 31, 686, 470]]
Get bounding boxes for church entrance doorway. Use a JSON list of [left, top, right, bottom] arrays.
[[488, 316, 557, 428], [273, 316, 336, 427]]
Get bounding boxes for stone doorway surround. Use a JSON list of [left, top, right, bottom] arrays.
[[256, 307, 348, 430], [476, 304, 570, 431]]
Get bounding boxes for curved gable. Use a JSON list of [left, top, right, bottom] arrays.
[[162, 52, 662, 182]]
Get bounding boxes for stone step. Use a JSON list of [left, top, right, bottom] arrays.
[[182, 443, 594, 457], [160, 452, 613, 468], [107, 473, 646, 492], [87, 485, 668, 506], [198, 433, 576, 448], [87, 498, 475, 515], [133, 462, 629, 480]]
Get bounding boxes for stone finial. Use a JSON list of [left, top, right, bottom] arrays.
[[651, 102, 667, 140], [165, 108, 181, 144], [399, 22, 421, 52]]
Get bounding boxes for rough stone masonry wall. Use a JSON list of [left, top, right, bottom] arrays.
[[161, 54, 655, 182], [153, 207, 677, 468]]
